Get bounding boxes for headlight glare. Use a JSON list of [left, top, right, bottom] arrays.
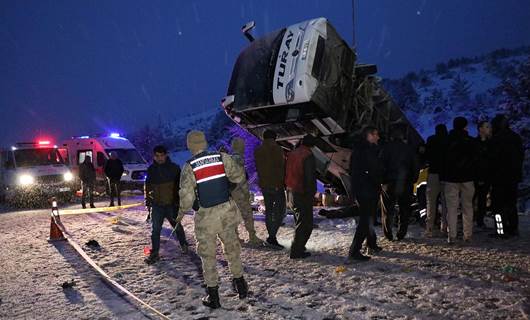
[[19, 174, 35, 186], [64, 172, 74, 182]]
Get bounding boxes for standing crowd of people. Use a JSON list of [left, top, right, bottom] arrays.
[[424, 114, 524, 242], [132, 113, 523, 309], [79, 151, 125, 209]]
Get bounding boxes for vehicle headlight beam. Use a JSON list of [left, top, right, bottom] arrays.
[[18, 174, 35, 186]]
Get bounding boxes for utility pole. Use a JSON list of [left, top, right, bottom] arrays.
[[352, 0, 356, 49]]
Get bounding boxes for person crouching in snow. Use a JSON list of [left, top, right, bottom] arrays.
[[177, 130, 249, 309], [230, 137, 263, 246]]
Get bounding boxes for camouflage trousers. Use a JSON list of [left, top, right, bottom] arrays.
[[231, 184, 257, 239], [194, 200, 244, 287]]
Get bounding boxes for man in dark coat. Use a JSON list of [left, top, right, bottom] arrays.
[[254, 130, 286, 249], [104, 151, 124, 207], [443, 117, 478, 244], [474, 121, 492, 228], [285, 135, 317, 259], [79, 155, 96, 209], [381, 126, 419, 241], [144, 145, 189, 264], [489, 114, 524, 237], [347, 126, 384, 262], [424, 124, 449, 237]]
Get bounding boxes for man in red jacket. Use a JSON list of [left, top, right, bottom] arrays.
[[285, 135, 317, 259]]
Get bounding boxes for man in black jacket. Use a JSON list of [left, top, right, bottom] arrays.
[[444, 117, 478, 244], [424, 124, 449, 237], [490, 114, 524, 237], [474, 121, 492, 228], [79, 155, 96, 209], [144, 145, 189, 264], [381, 126, 419, 241], [346, 126, 383, 262], [104, 151, 124, 207]]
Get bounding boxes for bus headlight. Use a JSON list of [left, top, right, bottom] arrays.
[[18, 174, 35, 186], [64, 172, 74, 182]]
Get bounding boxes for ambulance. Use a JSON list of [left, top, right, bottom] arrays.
[[61, 133, 148, 190], [0, 140, 75, 205]]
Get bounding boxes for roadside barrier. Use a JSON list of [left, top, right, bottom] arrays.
[[59, 202, 144, 216], [48, 199, 170, 320]]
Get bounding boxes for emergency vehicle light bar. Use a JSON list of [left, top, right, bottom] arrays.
[[71, 133, 123, 139], [15, 141, 54, 147]]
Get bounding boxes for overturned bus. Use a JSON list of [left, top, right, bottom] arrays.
[[221, 17, 423, 198]]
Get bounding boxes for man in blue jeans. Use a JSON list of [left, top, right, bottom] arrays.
[[144, 145, 189, 264]]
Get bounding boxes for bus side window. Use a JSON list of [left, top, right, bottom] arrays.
[[97, 152, 106, 167]]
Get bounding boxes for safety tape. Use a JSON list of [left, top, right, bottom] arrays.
[[59, 202, 144, 216], [51, 214, 170, 320]]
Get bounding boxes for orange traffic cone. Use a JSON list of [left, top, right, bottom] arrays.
[[48, 199, 65, 242]]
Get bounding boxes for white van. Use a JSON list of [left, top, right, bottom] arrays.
[[0, 140, 75, 205], [61, 133, 148, 190]]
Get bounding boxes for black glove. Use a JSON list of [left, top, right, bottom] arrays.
[[192, 199, 200, 211], [145, 198, 152, 208]]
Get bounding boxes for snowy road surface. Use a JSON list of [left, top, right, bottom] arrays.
[[0, 199, 528, 320]]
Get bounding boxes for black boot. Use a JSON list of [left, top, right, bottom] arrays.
[[232, 277, 248, 299], [202, 286, 221, 309], [144, 252, 159, 265]]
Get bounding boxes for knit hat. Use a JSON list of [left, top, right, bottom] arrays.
[[231, 137, 245, 155], [186, 130, 208, 155]]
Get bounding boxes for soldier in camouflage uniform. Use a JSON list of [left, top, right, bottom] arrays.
[[177, 131, 249, 309], [230, 137, 262, 245]]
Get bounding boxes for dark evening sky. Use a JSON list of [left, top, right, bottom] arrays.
[[1, 0, 529, 146]]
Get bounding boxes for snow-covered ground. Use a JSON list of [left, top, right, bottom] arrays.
[[0, 199, 529, 319]]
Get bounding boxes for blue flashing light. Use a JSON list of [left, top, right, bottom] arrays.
[[110, 133, 121, 138]]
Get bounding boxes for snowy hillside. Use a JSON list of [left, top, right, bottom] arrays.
[[383, 46, 530, 139], [128, 109, 233, 161], [383, 47, 530, 209]]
